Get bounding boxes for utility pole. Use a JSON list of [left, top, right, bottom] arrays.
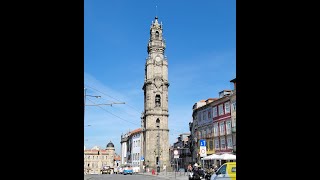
[[140, 112, 145, 173], [158, 125, 160, 165]]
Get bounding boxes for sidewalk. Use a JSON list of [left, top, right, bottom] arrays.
[[137, 171, 189, 180]]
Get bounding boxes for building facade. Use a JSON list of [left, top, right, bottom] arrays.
[[84, 142, 116, 174], [130, 128, 142, 172], [191, 99, 217, 164], [212, 90, 233, 155], [120, 132, 129, 165], [230, 78, 236, 154], [141, 16, 170, 169], [120, 128, 143, 172], [189, 79, 236, 165], [170, 133, 192, 171], [189, 100, 206, 163], [197, 98, 217, 158]]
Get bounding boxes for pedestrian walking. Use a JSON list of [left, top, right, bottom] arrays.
[[187, 164, 192, 172]]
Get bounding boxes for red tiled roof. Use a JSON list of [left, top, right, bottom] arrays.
[[114, 155, 121, 161], [84, 149, 99, 152], [84, 149, 109, 152], [130, 128, 141, 135], [207, 98, 217, 100]]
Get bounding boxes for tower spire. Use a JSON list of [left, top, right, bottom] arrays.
[[155, 0, 158, 18]]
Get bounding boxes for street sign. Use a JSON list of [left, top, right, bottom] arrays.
[[200, 139, 206, 147], [200, 146, 207, 157], [199, 140, 207, 157], [174, 150, 179, 155], [174, 155, 179, 159], [141, 156, 144, 161]]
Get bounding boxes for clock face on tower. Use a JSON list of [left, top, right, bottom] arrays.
[[155, 56, 161, 65]]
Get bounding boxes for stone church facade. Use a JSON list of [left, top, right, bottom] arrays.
[[141, 16, 170, 170]]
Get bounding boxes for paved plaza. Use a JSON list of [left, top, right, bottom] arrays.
[[84, 171, 190, 180]]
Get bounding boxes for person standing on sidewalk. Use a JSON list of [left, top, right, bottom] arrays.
[[187, 164, 193, 177], [192, 163, 201, 180]]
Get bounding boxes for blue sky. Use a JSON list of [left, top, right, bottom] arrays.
[[84, 0, 236, 155]]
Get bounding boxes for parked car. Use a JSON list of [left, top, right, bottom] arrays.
[[210, 162, 236, 180], [101, 166, 113, 174], [118, 167, 123, 174], [123, 166, 133, 175]]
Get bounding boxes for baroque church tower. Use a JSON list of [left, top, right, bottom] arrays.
[[141, 16, 170, 169]]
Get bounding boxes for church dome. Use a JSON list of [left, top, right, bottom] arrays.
[[106, 141, 114, 148]]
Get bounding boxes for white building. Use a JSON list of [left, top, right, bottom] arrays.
[[131, 128, 142, 172], [120, 133, 129, 165], [120, 128, 142, 172]]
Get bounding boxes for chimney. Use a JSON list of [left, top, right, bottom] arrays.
[[230, 78, 236, 90], [219, 90, 232, 98]]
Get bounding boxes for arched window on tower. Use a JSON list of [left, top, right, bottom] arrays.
[[155, 31, 159, 39], [156, 118, 160, 128], [155, 95, 161, 107]]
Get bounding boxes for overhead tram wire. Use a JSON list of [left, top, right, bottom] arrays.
[[87, 92, 139, 118], [84, 89, 140, 125], [84, 84, 141, 114], [86, 98, 140, 126], [84, 84, 141, 113], [84, 84, 127, 102], [84, 89, 140, 120]]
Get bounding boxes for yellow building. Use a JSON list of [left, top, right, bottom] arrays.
[[84, 141, 117, 174]]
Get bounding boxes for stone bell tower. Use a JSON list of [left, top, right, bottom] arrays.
[[141, 16, 170, 170]]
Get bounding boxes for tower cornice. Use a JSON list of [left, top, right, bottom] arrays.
[[144, 129, 169, 132], [142, 80, 153, 90], [144, 111, 169, 116]]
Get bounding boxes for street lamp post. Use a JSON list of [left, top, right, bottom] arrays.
[[173, 148, 179, 176], [177, 147, 180, 171], [156, 120, 160, 174]]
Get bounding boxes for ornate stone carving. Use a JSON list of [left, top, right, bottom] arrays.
[[154, 78, 162, 90]]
